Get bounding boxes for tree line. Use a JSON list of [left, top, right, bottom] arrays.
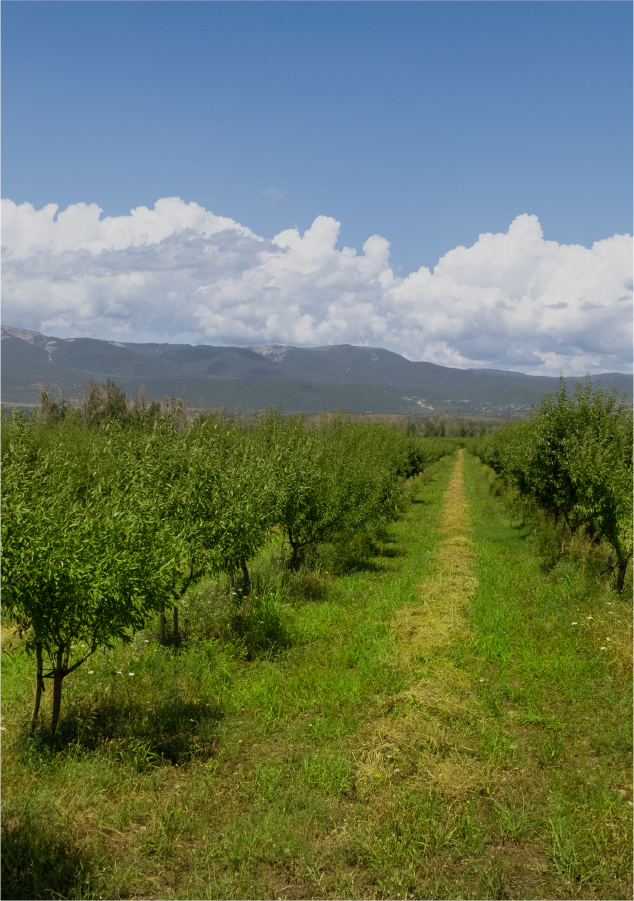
[[2, 387, 456, 737], [476, 377, 633, 592]]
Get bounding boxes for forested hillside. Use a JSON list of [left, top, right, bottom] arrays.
[[3, 325, 632, 415]]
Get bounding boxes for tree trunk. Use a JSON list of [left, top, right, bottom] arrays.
[[617, 560, 628, 593], [241, 559, 250, 595], [605, 555, 614, 590], [289, 537, 300, 571], [50, 647, 65, 739], [160, 602, 166, 646], [30, 643, 44, 734], [173, 605, 179, 645]]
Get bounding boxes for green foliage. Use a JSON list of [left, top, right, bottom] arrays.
[[229, 588, 291, 659], [2, 388, 456, 736], [36, 386, 81, 427], [261, 413, 453, 568], [1, 797, 94, 901], [478, 376, 633, 589], [1, 417, 182, 735], [2, 452, 631, 901], [82, 378, 130, 426]]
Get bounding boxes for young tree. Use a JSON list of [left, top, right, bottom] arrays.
[[563, 380, 633, 590], [2, 416, 180, 737], [478, 377, 633, 591], [263, 414, 413, 568]]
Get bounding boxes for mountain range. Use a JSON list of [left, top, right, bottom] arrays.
[[2, 325, 632, 416]]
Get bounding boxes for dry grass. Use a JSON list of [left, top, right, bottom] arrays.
[[392, 449, 476, 662], [3, 451, 631, 900], [1, 624, 18, 648], [356, 451, 497, 804]]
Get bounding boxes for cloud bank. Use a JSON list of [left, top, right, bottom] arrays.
[[2, 196, 632, 375]]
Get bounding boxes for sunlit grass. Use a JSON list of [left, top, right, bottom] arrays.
[[2, 451, 631, 900]]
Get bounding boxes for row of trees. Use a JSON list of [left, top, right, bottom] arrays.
[[477, 378, 633, 591], [2, 400, 455, 737], [406, 419, 493, 439]]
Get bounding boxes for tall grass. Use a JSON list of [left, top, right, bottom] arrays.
[[2, 452, 631, 900]]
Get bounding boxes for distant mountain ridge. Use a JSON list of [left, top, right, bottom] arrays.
[[2, 325, 632, 416]]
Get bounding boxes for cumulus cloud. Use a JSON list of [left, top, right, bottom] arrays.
[[2, 197, 632, 375]]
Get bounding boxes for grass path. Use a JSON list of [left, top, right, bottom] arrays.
[[2, 451, 632, 901]]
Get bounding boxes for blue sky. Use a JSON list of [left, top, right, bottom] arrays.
[[3, 1, 631, 274], [2, 2, 632, 374]]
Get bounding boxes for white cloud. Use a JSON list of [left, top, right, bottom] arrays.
[[2, 197, 632, 375]]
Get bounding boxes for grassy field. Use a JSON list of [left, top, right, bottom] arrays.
[[2, 451, 632, 900]]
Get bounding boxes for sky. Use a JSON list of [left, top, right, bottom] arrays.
[[2, 1, 632, 375]]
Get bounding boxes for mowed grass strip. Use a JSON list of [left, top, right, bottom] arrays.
[[330, 451, 632, 901], [2, 449, 632, 901], [1, 457, 455, 901], [455, 452, 632, 900], [356, 449, 483, 798]]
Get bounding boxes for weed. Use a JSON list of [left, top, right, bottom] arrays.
[[494, 797, 530, 842], [1, 452, 631, 901], [1, 798, 96, 901], [229, 589, 291, 660]]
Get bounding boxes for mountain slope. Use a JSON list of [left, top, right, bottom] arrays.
[[2, 325, 631, 415]]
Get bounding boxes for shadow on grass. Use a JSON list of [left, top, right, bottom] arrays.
[[2, 803, 96, 901], [317, 531, 403, 576], [511, 523, 532, 541], [24, 694, 225, 766]]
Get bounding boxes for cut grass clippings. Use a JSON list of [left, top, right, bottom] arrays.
[[1, 450, 632, 900]]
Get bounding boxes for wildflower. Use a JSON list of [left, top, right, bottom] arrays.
[[587, 616, 593, 620], [606, 637, 611, 641], [129, 672, 135, 676], [571, 622, 578, 625], [600, 647, 607, 651], [88, 670, 94, 674], [144, 640, 150, 643]]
